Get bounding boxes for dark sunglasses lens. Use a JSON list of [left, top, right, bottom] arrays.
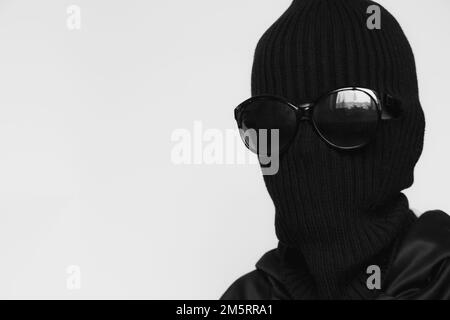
[[237, 98, 297, 154], [313, 90, 379, 148]]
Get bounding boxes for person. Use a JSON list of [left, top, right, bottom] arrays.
[[221, 0, 450, 300]]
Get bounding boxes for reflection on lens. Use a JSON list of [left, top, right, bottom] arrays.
[[313, 89, 379, 148], [238, 97, 297, 154]]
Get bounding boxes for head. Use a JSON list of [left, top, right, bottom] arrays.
[[250, 0, 425, 297]]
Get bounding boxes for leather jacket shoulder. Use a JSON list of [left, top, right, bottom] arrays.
[[220, 250, 292, 300], [379, 210, 450, 299], [220, 270, 273, 300], [221, 210, 450, 300]]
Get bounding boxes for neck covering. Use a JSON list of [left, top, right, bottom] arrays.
[[251, 0, 425, 299]]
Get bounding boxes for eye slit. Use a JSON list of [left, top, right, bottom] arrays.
[[382, 96, 403, 120]]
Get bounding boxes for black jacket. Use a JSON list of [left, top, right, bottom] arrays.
[[221, 211, 450, 300]]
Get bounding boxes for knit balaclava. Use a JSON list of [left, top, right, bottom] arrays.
[[252, 0, 425, 299]]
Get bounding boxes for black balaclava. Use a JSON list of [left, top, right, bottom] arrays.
[[252, 0, 425, 299]]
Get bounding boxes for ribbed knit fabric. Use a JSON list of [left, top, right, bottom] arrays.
[[251, 0, 425, 299]]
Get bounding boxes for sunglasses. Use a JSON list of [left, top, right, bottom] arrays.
[[234, 87, 402, 154]]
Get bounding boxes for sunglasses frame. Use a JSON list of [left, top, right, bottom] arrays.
[[234, 87, 399, 153]]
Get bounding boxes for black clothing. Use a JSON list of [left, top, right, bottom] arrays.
[[224, 0, 447, 299], [221, 211, 450, 300], [237, 0, 428, 299]]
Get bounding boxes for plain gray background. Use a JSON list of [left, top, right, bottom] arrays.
[[0, 0, 449, 299]]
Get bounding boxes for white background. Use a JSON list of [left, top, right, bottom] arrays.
[[0, 0, 448, 299]]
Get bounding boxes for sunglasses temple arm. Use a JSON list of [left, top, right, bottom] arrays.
[[381, 94, 402, 120]]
